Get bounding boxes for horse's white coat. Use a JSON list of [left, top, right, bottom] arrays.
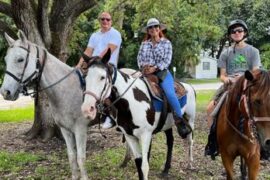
[[1, 31, 89, 180]]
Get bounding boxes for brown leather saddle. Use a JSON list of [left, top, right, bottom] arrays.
[[143, 74, 187, 101]]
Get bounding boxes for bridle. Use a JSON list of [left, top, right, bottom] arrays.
[[226, 77, 270, 143], [84, 64, 114, 115], [83, 63, 139, 115], [5, 43, 77, 97], [5, 44, 46, 96]]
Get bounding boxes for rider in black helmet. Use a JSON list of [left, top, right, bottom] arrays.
[[205, 19, 261, 160]]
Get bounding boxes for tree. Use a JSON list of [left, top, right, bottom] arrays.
[[0, 0, 97, 140]]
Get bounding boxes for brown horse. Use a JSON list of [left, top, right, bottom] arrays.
[[216, 69, 270, 180]]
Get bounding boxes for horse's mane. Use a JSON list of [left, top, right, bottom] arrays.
[[228, 70, 270, 107]]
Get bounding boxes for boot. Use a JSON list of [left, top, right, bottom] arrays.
[[102, 116, 116, 129], [204, 118, 218, 160], [173, 114, 192, 139]]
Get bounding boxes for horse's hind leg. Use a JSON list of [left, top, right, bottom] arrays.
[[161, 128, 174, 176], [240, 157, 247, 180], [60, 127, 79, 180], [220, 153, 235, 180], [74, 124, 88, 180]]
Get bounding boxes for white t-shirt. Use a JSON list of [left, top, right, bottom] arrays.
[[87, 27, 122, 66]]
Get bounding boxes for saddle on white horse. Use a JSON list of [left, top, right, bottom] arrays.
[[143, 74, 187, 101]]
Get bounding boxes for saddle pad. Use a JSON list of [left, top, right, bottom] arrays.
[[210, 91, 228, 117], [143, 75, 187, 101], [153, 94, 187, 112]]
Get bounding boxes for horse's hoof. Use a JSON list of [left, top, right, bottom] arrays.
[[160, 171, 169, 178]]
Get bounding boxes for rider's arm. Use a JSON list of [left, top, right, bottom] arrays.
[[99, 43, 117, 58], [76, 47, 93, 68], [220, 68, 231, 84]]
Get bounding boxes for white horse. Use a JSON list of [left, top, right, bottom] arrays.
[[81, 50, 196, 179], [1, 31, 90, 180]]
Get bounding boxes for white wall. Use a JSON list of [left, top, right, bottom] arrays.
[[195, 56, 217, 79]]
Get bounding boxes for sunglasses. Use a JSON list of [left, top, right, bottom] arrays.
[[100, 18, 111, 22], [148, 25, 159, 29], [231, 29, 244, 34]]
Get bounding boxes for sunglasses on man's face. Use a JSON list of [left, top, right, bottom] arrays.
[[100, 18, 111, 22], [231, 28, 244, 34], [148, 25, 159, 29]]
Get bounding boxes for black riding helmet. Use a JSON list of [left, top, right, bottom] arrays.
[[227, 19, 249, 38]]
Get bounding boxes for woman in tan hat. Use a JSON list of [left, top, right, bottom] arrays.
[[137, 18, 192, 138]]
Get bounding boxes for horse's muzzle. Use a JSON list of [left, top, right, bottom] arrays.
[[1, 88, 19, 101], [81, 102, 97, 120]]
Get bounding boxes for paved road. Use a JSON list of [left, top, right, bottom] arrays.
[[191, 82, 222, 90], [0, 82, 222, 110]]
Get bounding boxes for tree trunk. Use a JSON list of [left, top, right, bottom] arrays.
[[0, 0, 97, 141]]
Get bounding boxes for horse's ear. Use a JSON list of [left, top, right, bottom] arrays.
[[245, 70, 254, 81], [82, 53, 91, 63], [101, 48, 111, 64], [4, 32, 15, 46], [17, 30, 27, 42]]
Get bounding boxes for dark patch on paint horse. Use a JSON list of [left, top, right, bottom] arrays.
[[115, 98, 139, 135], [119, 70, 130, 82], [110, 87, 139, 135], [133, 87, 156, 125], [146, 107, 155, 125], [133, 87, 150, 103]]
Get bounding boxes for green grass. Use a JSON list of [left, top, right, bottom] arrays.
[[0, 105, 34, 123], [186, 78, 219, 84], [196, 90, 215, 112], [0, 151, 43, 173]]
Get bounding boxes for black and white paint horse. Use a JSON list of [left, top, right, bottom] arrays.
[[1, 31, 90, 180], [81, 50, 196, 179]]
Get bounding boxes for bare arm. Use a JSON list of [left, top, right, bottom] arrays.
[[99, 43, 117, 58], [76, 47, 93, 68], [220, 68, 231, 84]]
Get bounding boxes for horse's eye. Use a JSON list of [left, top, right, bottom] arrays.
[[254, 99, 261, 106], [100, 76, 105, 80], [17, 58, 24, 63]]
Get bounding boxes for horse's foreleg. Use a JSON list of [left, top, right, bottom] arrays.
[[125, 135, 143, 180], [220, 152, 235, 180], [162, 128, 174, 176], [246, 151, 260, 180], [60, 128, 79, 180], [186, 131, 194, 169], [74, 124, 88, 180], [140, 132, 152, 180]]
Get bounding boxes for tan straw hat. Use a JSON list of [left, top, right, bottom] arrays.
[[141, 18, 166, 33]]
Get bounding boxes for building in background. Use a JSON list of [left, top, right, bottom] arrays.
[[190, 51, 218, 79]]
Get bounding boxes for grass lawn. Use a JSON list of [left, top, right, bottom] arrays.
[[196, 89, 215, 112], [186, 78, 219, 84], [0, 105, 34, 123]]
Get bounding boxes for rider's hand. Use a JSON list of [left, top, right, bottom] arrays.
[[224, 77, 232, 85]]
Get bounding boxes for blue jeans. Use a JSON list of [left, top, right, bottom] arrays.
[[160, 71, 182, 118]]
